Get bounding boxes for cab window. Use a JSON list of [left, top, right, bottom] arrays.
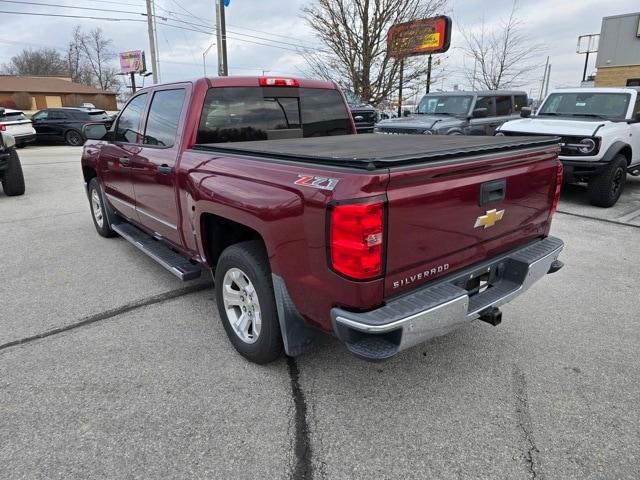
[[474, 96, 495, 116], [116, 94, 147, 143]]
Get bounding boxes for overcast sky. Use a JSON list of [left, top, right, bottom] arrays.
[[0, 0, 638, 100]]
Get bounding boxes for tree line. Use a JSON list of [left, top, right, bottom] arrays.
[[1, 26, 120, 94]]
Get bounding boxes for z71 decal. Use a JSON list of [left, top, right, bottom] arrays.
[[294, 174, 339, 191]]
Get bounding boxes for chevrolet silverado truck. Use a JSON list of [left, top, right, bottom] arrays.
[[497, 87, 640, 207], [0, 131, 25, 196], [81, 76, 565, 364]]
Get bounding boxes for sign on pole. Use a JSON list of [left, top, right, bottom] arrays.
[[388, 16, 452, 58], [119, 50, 147, 74]]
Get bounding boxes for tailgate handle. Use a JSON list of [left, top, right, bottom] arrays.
[[479, 179, 506, 206]]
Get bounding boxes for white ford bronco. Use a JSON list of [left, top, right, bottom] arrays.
[[497, 87, 640, 207]]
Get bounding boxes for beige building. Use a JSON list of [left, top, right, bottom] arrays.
[[0, 75, 117, 111], [595, 12, 640, 87]]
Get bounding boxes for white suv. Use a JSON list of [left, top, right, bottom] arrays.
[[0, 108, 36, 148], [497, 87, 640, 207]]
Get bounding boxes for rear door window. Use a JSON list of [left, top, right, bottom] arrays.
[[49, 110, 68, 121], [513, 95, 528, 112], [144, 89, 186, 147], [495, 96, 513, 115], [116, 94, 148, 143]]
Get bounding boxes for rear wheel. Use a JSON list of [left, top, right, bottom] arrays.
[[65, 130, 84, 146], [587, 155, 627, 208], [215, 241, 283, 364], [1, 149, 25, 196], [88, 177, 117, 237]]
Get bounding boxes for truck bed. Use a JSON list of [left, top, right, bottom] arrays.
[[193, 134, 559, 169]]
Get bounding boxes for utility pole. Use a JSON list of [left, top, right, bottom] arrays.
[[544, 64, 551, 97], [215, 0, 228, 76], [537, 56, 549, 107], [151, 0, 161, 82], [425, 54, 432, 94], [145, 0, 158, 83]]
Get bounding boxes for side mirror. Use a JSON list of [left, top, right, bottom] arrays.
[[472, 107, 488, 118], [1, 131, 16, 149], [83, 123, 108, 140], [520, 107, 532, 118]]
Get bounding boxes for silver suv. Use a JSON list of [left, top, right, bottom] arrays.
[[375, 90, 528, 136]]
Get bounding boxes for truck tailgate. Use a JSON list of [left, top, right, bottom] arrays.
[[384, 145, 560, 296]]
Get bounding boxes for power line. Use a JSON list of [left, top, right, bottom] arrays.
[[0, 0, 144, 16], [0, 9, 146, 22]]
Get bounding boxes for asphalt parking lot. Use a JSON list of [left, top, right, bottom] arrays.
[[1, 145, 639, 480]]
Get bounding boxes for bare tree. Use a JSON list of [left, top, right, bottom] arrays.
[[301, 0, 447, 105], [69, 27, 121, 92], [2, 48, 68, 76], [460, 1, 543, 90]]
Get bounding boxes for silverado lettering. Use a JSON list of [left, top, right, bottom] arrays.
[[393, 263, 451, 289]]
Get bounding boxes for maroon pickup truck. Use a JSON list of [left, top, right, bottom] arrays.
[[81, 76, 565, 364]]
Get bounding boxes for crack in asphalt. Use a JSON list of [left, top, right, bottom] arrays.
[[512, 366, 544, 480], [557, 210, 640, 229], [286, 356, 313, 480], [0, 283, 211, 353]]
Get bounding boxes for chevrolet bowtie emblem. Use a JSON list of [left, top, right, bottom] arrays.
[[474, 209, 505, 229]]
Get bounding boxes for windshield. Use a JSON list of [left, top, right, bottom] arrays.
[[344, 90, 365, 105], [416, 95, 473, 115], [538, 92, 631, 119]]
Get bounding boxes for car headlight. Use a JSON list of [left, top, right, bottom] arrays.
[[578, 138, 596, 154]]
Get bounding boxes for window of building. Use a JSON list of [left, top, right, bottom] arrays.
[[116, 93, 147, 143], [626, 79, 640, 87], [144, 89, 186, 147]]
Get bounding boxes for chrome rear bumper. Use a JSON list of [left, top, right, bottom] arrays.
[[331, 236, 564, 361]]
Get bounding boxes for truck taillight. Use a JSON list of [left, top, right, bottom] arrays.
[[0, 124, 5, 131], [259, 77, 299, 87], [329, 199, 385, 280], [551, 162, 564, 216]]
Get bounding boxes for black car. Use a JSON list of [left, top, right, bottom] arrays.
[[344, 91, 378, 133], [31, 107, 113, 146], [375, 90, 528, 136]]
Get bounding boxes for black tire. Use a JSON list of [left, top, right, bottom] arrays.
[[65, 129, 84, 146], [1, 149, 25, 196], [88, 177, 117, 237], [215, 241, 283, 364], [587, 154, 627, 208]]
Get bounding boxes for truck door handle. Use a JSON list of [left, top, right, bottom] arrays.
[[157, 164, 172, 175], [479, 179, 506, 206], [119, 156, 130, 166]]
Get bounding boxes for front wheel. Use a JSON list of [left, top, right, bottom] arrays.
[[1, 149, 25, 196], [88, 178, 117, 237], [587, 155, 627, 208], [215, 241, 283, 364]]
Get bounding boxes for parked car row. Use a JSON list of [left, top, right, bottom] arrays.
[[0, 106, 113, 147]]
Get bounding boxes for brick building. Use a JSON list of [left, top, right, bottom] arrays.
[[595, 12, 640, 87], [0, 75, 117, 111]]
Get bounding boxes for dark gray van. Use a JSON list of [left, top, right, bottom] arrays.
[[374, 90, 528, 136]]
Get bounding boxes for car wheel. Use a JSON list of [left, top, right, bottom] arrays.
[[587, 154, 627, 208], [215, 240, 283, 364], [65, 130, 84, 146], [88, 177, 117, 237], [1, 149, 25, 196]]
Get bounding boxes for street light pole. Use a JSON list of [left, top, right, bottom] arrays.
[[215, 0, 228, 76], [203, 42, 216, 77]]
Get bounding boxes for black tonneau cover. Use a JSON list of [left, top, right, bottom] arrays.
[[193, 133, 559, 169]]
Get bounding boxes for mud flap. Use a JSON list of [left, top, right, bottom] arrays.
[[272, 274, 318, 356]]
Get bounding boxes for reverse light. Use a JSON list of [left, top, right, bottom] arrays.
[[550, 162, 564, 216], [259, 77, 300, 87], [329, 199, 385, 280]]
